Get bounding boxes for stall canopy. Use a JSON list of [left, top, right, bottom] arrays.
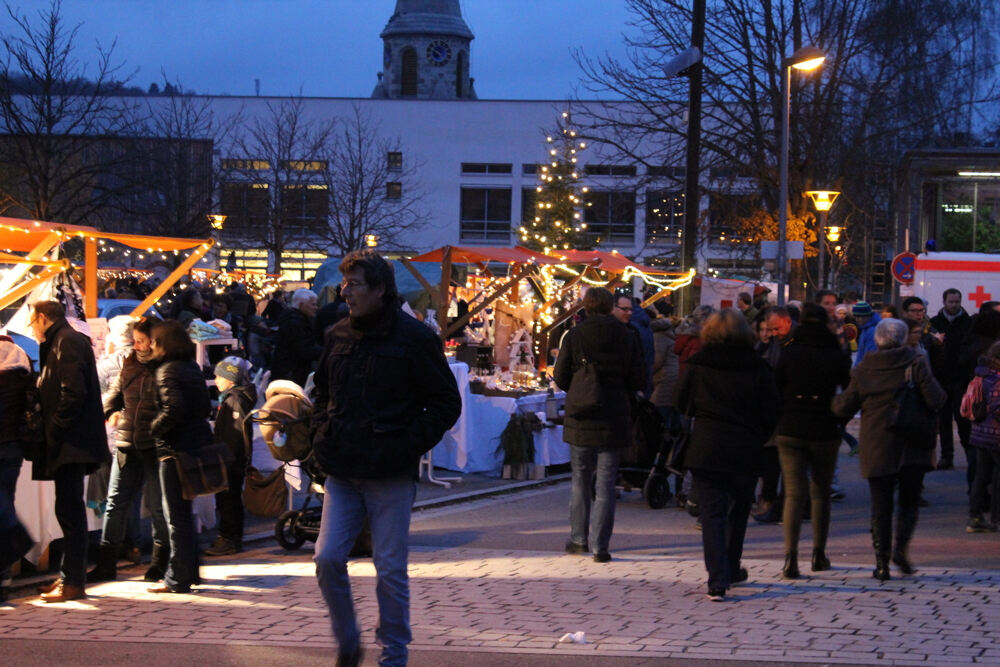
[[408, 245, 559, 266], [543, 248, 673, 275], [0, 215, 214, 317]]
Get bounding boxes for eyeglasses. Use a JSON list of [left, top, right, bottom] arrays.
[[616, 304, 633, 312], [907, 307, 926, 313], [340, 279, 368, 291]]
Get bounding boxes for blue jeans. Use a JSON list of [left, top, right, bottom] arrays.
[[159, 459, 197, 591], [102, 448, 167, 549], [53, 463, 89, 587], [692, 469, 756, 591], [314, 474, 416, 667], [569, 446, 619, 555]]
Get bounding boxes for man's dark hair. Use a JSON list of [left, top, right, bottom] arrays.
[[764, 305, 791, 321], [981, 301, 1000, 315], [799, 302, 829, 327], [211, 293, 233, 310], [901, 296, 925, 312], [339, 249, 398, 307], [133, 317, 156, 337], [737, 292, 752, 306], [151, 320, 195, 361], [814, 289, 837, 304], [31, 300, 65, 321], [942, 288, 961, 302], [583, 287, 614, 315]]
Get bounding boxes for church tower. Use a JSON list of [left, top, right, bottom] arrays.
[[372, 0, 476, 100]]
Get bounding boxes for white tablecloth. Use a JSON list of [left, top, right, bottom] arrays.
[[431, 363, 570, 474]]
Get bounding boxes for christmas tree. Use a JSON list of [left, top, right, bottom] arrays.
[[517, 112, 594, 252]]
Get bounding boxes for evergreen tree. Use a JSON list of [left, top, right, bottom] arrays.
[[518, 112, 594, 252]]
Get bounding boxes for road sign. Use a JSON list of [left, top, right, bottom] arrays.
[[891, 252, 917, 284]]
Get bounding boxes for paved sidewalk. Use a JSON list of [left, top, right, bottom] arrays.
[[2, 536, 998, 665]]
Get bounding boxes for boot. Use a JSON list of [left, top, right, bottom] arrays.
[[892, 506, 919, 575], [871, 517, 891, 581], [811, 548, 831, 572], [782, 553, 800, 579], [86, 544, 119, 583], [143, 542, 169, 582]]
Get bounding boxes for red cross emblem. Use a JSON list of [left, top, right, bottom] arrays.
[[970, 285, 993, 308]]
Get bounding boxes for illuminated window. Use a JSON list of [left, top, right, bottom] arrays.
[[221, 159, 271, 170], [281, 160, 327, 172]]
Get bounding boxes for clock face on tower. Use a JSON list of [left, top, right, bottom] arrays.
[[426, 40, 452, 66]]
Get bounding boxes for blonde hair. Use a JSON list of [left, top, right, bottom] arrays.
[[700, 308, 755, 346]]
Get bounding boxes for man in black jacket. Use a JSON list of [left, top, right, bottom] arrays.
[[270, 288, 322, 387], [928, 288, 973, 470], [311, 250, 461, 667], [29, 300, 109, 602]]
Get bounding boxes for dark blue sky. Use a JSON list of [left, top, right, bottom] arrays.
[[6, 0, 635, 99]]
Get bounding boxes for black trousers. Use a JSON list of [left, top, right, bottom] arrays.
[[53, 463, 89, 587], [692, 469, 756, 591], [214, 456, 247, 542], [868, 466, 924, 555], [759, 446, 782, 503]]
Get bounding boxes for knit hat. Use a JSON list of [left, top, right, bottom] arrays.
[[852, 301, 874, 318], [105, 315, 135, 354], [214, 356, 252, 385]]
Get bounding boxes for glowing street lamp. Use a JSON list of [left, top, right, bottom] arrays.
[[365, 234, 379, 248], [777, 46, 826, 305], [207, 213, 227, 231], [806, 190, 840, 290]]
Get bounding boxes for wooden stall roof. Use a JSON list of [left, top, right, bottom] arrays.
[[0, 216, 209, 253], [543, 248, 675, 275], [408, 245, 560, 265]]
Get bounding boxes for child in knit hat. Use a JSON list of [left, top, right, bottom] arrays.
[[205, 356, 256, 556]]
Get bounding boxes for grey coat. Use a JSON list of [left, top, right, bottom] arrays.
[[832, 346, 946, 478], [650, 318, 679, 408]]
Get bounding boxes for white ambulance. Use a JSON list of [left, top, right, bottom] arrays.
[[906, 252, 1000, 314]]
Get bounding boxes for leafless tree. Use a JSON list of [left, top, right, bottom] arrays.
[[0, 0, 143, 226], [573, 0, 999, 294], [315, 104, 429, 256]]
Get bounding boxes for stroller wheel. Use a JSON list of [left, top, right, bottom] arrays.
[[643, 474, 672, 509], [275, 510, 307, 550]]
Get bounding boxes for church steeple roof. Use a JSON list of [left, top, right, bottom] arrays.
[[380, 0, 474, 40]]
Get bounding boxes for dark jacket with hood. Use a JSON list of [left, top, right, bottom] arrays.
[[150, 358, 214, 456], [0, 336, 31, 461], [215, 384, 257, 461], [774, 322, 851, 440], [270, 307, 322, 387], [312, 304, 461, 480], [929, 306, 971, 386], [35, 317, 109, 480], [554, 314, 645, 448], [650, 318, 679, 408], [629, 306, 655, 396], [103, 351, 161, 450], [832, 346, 946, 478], [677, 343, 779, 475]]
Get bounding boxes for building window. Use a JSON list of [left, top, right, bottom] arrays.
[[387, 151, 402, 170], [646, 189, 684, 244], [522, 163, 539, 176], [280, 160, 327, 172], [521, 187, 538, 223], [460, 187, 511, 242], [461, 163, 513, 175], [221, 182, 269, 234], [221, 158, 270, 170], [386, 182, 402, 199], [456, 51, 465, 97], [281, 184, 329, 233], [584, 190, 636, 244], [585, 164, 637, 177], [648, 165, 685, 179], [401, 47, 417, 96]]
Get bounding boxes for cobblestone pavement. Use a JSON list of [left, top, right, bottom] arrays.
[[2, 531, 998, 665]]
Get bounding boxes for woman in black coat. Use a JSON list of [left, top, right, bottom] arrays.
[[773, 303, 851, 578], [554, 287, 644, 563], [147, 320, 214, 593], [832, 318, 946, 581], [677, 309, 779, 601]]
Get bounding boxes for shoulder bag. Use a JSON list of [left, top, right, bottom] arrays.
[[563, 336, 604, 419], [888, 360, 937, 450], [174, 442, 234, 500]]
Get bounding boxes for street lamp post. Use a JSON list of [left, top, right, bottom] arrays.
[[806, 190, 840, 290], [777, 46, 825, 305]]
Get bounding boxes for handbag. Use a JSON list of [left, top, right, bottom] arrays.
[[888, 361, 937, 450], [960, 375, 988, 423], [564, 340, 604, 419], [243, 465, 288, 517], [173, 442, 233, 500], [665, 416, 692, 476]]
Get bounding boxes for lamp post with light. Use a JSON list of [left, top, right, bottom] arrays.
[[777, 46, 826, 305], [806, 190, 840, 290], [207, 214, 227, 270]]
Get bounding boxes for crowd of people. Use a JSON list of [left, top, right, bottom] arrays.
[[554, 286, 999, 602]]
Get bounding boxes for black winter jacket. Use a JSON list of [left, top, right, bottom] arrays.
[[151, 358, 214, 456], [312, 305, 461, 479], [35, 318, 109, 480], [103, 352, 161, 450], [215, 384, 257, 461], [677, 343, 779, 475], [270, 307, 322, 387], [774, 323, 852, 440], [554, 314, 645, 448], [929, 308, 972, 385]]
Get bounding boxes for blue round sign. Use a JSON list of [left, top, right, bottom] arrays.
[[892, 252, 917, 284]]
